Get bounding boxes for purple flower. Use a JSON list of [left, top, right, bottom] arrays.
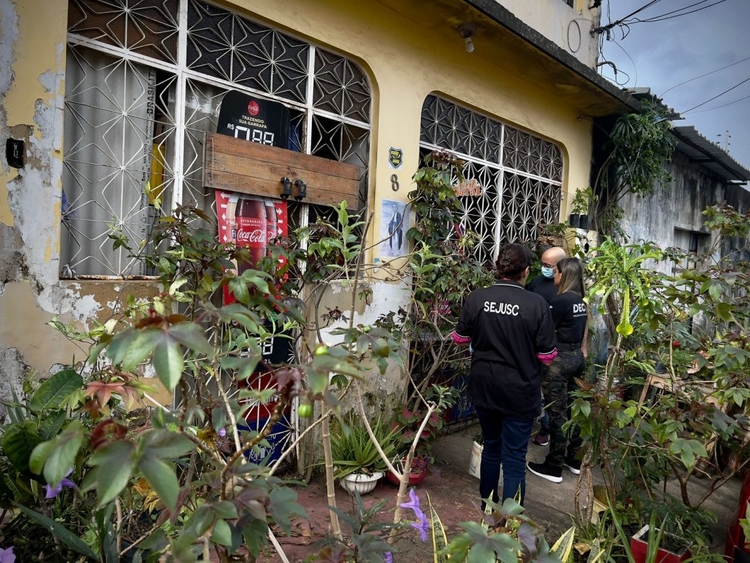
[[399, 489, 429, 542], [0, 546, 16, 563], [399, 488, 424, 520], [45, 469, 75, 499], [383, 552, 393, 563], [218, 428, 227, 437], [410, 516, 429, 542]]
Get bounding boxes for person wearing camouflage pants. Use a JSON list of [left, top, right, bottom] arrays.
[[527, 258, 588, 483], [541, 346, 584, 476]]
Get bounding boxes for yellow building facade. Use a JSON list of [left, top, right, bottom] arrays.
[[0, 0, 632, 392]]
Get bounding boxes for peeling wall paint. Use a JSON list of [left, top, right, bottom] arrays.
[[2, 0, 67, 299], [620, 151, 725, 248], [0, 0, 101, 382], [0, 0, 20, 228]]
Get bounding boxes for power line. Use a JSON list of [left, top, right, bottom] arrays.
[[608, 37, 637, 86], [661, 54, 750, 96], [633, 0, 711, 20], [689, 92, 750, 114], [635, 0, 726, 23], [594, 0, 663, 35], [598, 0, 725, 36], [681, 76, 750, 114]]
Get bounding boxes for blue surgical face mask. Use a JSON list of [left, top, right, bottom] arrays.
[[541, 266, 555, 279]]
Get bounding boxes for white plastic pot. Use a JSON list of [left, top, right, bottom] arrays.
[[340, 471, 384, 495], [468, 441, 483, 479]]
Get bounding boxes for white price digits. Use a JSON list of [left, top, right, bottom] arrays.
[[234, 125, 275, 146]]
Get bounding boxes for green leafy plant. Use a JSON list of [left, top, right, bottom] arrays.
[[0, 201, 415, 562], [391, 384, 456, 458], [592, 100, 677, 237], [330, 416, 401, 479], [569, 206, 750, 553], [441, 497, 567, 562], [376, 150, 492, 444], [570, 187, 594, 217]]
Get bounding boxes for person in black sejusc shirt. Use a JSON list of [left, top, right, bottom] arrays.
[[452, 243, 557, 507]]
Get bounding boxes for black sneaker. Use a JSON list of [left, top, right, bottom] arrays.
[[526, 461, 562, 483], [532, 431, 550, 446], [564, 459, 581, 475]]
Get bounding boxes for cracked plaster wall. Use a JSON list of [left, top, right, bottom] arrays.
[[0, 0, 116, 384]]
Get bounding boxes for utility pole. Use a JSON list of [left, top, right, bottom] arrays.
[[717, 130, 731, 151]]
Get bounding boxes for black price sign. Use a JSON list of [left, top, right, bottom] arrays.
[[217, 91, 290, 149]]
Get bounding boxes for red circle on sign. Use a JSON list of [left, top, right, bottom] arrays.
[[247, 101, 260, 116]]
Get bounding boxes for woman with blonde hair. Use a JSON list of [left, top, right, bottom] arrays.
[[527, 257, 588, 483]]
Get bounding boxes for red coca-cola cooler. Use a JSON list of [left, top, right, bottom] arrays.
[[726, 471, 750, 563], [238, 332, 294, 464]]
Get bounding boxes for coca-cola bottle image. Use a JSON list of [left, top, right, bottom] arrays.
[[265, 200, 278, 244], [235, 196, 267, 275], [226, 193, 238, 244]]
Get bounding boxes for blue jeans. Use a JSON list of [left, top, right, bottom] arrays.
[[477, 409, 534, 506]]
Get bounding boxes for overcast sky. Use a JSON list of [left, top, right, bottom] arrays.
[[597, 0, 750, 172]]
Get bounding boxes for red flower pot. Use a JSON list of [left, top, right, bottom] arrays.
[[630, 525, 691, 563], [385, 457, 429, 486], [386, 468, 426, 487]]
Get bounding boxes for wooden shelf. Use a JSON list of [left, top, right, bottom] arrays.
[[203, 132, 362, 210]]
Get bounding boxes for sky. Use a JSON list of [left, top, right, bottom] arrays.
[[597, 0, 750, 172]]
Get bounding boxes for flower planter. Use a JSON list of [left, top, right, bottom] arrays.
[[385, 468, 426, 487], [630, 525, 691, 563], [340, 472, 383, 495], [385, 459, 428, 487], [468, 440, 483, 479], [569, 214, 589, 230]]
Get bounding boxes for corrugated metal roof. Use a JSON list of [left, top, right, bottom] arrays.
[[672, 126, 750, 184], [623, 89, 749, 184]]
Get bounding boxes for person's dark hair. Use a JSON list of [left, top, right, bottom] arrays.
[[495, 243, 533, 281], [556, 257, 585, 296]]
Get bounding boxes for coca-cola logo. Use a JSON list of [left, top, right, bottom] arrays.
[[237, 229, 266, 244], [247, 101, 260, 116]]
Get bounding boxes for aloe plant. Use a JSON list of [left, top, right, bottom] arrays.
[[330, 416, 401, 479]]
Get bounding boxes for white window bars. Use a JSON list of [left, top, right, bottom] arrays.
[[419, 95, 563, 265]]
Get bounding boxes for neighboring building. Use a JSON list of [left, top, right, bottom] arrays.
[[0, 0, 633, 400], [618, 125, 750, 270]]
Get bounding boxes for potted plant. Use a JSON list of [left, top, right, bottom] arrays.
[[630, 524, 692, 563], [468, 432, 483, 479], [569, 203, 750, 558], [385, 452, 430, 487], [569, 187, 592, 230], [330, 415, 401, 494]]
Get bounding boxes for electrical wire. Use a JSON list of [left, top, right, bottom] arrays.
[[634, 0, 726, 22], [595, 0, 663, 34], [609, 37, 637, 86], [598, 0, 725, 35], [689, 91, 750, 114], [681, 76, 750, 114], [634, 0, 711, 20], [661, 54, 750, 96]]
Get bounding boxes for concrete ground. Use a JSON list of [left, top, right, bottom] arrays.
[[259, 421, 741, 562]]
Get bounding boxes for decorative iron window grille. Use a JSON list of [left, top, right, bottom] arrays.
[[419, 95, 563, 265], [62, 0, 371, 278]]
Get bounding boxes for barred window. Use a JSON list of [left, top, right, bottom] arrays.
[[62, 0, 371, 278], [420, 95, 563, 264]]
